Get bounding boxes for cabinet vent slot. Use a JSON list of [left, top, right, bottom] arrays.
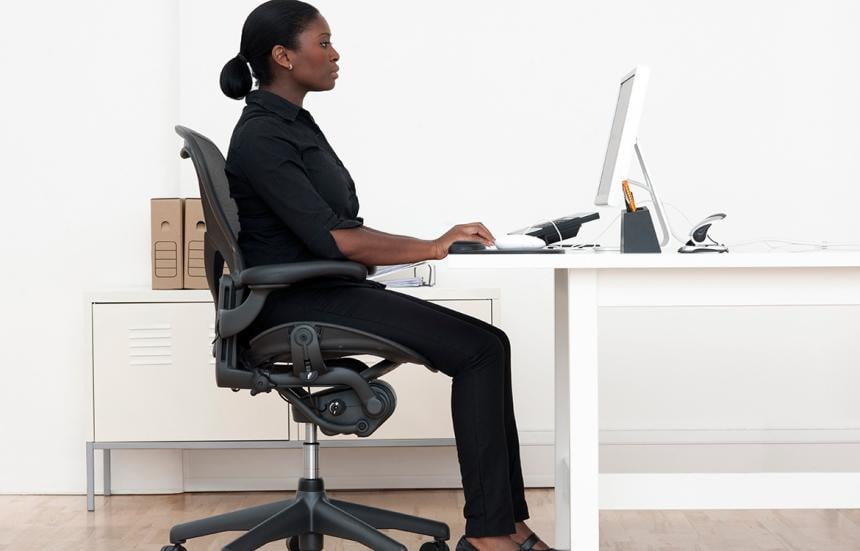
[[128, 324, 172, 367]]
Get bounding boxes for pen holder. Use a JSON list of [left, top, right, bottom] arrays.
[[620, 206, 661, 253]]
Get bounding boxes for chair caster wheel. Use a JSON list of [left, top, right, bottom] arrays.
[[420, 541, 449, 551], [286, 536, 300, 551], [161, 546, 186, 551]]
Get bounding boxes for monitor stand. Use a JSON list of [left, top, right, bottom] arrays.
[[627, 140, 672, 247]]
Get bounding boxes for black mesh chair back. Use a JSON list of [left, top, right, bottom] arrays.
[[173, 124, 430, 389], [175, 125, 243, 302]]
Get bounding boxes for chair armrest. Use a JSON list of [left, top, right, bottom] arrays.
[[218, 261, 368, 339], [234, 260, 368, 288]]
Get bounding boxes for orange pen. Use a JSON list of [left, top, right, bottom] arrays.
[[622, 180, 637, 212]]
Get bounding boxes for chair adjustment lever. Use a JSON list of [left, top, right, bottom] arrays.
[[290, 325, 327, 381], [249, 370, 275, 396]]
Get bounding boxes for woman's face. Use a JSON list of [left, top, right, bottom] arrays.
[[286, 14, 340, 91]]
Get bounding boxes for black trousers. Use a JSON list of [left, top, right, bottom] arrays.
[[246, 281, 530, 537]]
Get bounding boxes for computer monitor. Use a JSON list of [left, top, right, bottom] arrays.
[[594, 66, 649, 207], [593, 66, 671, 246]]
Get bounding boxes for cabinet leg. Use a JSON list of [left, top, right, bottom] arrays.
[[86, 442, 95, 512], [103, 449, 112, 497]]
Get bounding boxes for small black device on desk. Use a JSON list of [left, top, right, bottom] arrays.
[[520, 212, 600, 244], [449, 241, 492, 253]]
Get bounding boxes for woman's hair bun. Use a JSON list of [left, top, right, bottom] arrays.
[[220, 54, 253, 99]]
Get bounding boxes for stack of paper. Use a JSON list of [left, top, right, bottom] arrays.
[[368, 262, 435, 287]]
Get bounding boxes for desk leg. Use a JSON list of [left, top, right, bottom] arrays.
[[554, 269, 599, 551], [86, 442, 95, 512], [103, 448, 112, 497]]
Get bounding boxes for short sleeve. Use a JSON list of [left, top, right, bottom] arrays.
[[235, 119, 362, 259]]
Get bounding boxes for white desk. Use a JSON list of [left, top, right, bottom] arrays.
[[446, 251, 860, 551]]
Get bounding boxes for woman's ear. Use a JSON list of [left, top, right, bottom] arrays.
[[271, 45, 294, 71]]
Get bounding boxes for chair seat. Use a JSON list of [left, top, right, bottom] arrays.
[[243, 321, 431, 370]]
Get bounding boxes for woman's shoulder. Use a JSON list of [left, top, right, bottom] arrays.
[[227, 109, 296, 160], [234, 109, 289, 141]]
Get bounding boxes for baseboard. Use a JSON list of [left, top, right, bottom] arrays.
[[600, 428, 860, 445], [71, 431, 860, 509], [600, 472, 860, 510]]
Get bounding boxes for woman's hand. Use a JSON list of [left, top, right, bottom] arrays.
[[432, 222, 496, 260]]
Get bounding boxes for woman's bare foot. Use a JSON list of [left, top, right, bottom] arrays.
[[509, 521, 551, 550], [464, 535, 521, 550]]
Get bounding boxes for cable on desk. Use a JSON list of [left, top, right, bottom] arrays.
[[656, 201, 860, 252]]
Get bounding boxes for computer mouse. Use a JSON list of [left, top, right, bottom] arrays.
[[448, 240, 487, 253], [493, 234, 546, 250]]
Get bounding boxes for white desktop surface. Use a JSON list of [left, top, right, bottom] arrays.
[[446, 250, 860, 269], [444, 250, 860, 551]]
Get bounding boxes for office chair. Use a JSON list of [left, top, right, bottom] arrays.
[[163, 126, 450, 551]]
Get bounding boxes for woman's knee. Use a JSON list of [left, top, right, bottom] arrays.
[[492, 327, 511, 354], [457, 329, 506, 374], [481, 326, 511, 361]]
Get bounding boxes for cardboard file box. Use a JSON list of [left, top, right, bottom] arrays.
[[183, 198, 208, 289], [151, 198, 184, 289]]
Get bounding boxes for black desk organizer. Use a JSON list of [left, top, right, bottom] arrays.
[[620, 206, 661, 253]]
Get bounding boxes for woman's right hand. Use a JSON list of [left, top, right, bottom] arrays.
[[432, 222, 496, 260]]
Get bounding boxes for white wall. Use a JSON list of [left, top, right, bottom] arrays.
[[1, 0, 859, 495], [0, 1, 179, 493]]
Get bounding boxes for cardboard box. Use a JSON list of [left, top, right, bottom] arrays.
[[183, 198, 208, 289], [151, 198, 184, 290]]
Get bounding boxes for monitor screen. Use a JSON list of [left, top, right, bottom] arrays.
[[594, 66, 649, 207]]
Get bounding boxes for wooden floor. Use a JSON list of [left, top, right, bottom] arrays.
[[1, 489, 859, 550]]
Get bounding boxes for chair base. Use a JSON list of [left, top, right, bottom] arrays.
[[162, 478, 450, 551]]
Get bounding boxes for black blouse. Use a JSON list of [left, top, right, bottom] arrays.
[[225, 90, 377, 288]]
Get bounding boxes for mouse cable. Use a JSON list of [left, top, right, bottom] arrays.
[[587, 210, 623, 244], [636, 200, 690, 244]]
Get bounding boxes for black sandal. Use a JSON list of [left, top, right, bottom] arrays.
[[456, 532, 557, 551], [455, 536, 477, 551], [516, 532, 556, 551]]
